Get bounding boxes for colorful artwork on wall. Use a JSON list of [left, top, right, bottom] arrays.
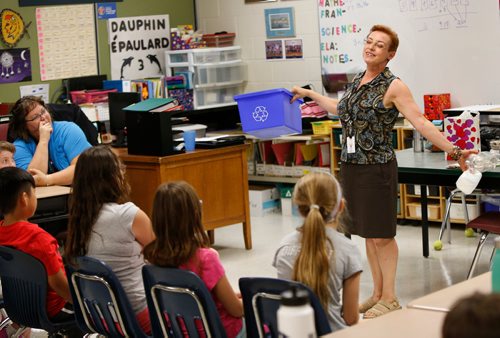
[[0, 48, 32, 84], [0, 9, 29, 48]]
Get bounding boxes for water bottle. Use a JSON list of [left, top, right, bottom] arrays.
[[413, 130, 424, 152], [277, 287, 317, 338], [492, 237, 500, 293], [456, 152, 498, 194]]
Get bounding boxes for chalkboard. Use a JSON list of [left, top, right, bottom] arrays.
[[318, 0, 500, 109]]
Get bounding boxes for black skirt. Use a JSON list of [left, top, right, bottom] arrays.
[[340, 159, 398, 238]]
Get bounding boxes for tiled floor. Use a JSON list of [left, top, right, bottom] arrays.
[[213, 213, 493, 307]]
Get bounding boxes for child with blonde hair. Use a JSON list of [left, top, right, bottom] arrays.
[[143, 181, 244, 338], [0, 141, 16, 169], [273, 172, 362, 331]]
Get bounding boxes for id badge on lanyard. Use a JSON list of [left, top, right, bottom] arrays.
[[346, 135, 356, 153], [346, 123, 356, 154]]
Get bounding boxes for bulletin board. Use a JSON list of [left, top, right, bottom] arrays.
[[36, 4, 98, 81], [318, 0, 500, 108]]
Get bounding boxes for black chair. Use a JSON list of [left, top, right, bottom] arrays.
[[65, 256, 150, 337], [239, 277, 332, 338], [48, 103, 99, 145], [142, 265, 227, 338], [0, 246, 75, 335]]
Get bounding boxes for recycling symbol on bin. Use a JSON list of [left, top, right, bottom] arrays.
[[252, 106, 268, 122]]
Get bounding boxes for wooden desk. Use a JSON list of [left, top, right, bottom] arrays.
[[116, 145, 252, 249], [325, 308, 446, 338], [407, 272, 491, 312], [35, 185, 71, 199]]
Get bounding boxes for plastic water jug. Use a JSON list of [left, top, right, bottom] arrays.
[[277, 287, 317, 338]]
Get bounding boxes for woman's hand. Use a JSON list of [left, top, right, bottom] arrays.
[[38, 121, 53, 143], [290, 86, 310, 103], [28, 168, 50, 186], [458, 149, 479, 171]]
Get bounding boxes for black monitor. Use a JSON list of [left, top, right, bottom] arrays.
[[108, 92, 141, 147]]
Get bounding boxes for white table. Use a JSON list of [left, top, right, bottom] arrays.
[[407, 272, 491, 312]]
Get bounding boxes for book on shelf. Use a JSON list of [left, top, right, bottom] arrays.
[[123, 97, 179, 113], [130, 77, 165, 100]]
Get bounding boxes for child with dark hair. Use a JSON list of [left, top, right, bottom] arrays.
[[143, 181, 245, 338], [0, 167, 78, 328], [65, 145, 154, 335], [273, 172, 363, 331], [442, 292, 500, 338]]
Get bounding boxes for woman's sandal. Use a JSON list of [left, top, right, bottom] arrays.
[[363, 299, 402, 319], [358, 297, 379, 314]]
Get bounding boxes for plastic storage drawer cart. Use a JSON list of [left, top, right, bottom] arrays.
[[234, 88, 303, 139]]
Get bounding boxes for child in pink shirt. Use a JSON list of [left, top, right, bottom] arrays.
[[143, 181, 244, 338]]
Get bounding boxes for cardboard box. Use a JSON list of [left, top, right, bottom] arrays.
[[279, 185, 299, 216], [249, 185, 280, 217]]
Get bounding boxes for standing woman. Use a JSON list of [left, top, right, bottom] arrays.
[[8, 96, 91, 186], [65, 145, 155, 334], [290, 24, 476, 318]]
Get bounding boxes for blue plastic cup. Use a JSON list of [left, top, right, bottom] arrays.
[[183, 130, 196, 152]]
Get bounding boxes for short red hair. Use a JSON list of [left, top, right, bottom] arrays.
[[370, 25, 399, 52]]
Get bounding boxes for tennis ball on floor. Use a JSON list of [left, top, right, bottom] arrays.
[[465, 227, 476, 238], [433, 240, 443, 251]]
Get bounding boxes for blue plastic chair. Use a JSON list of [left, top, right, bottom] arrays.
[[142, 265, 228, 338], [0, 299, 12, 331], [65, 256, 150, 337], [239, 277, 332, 338], [0, 246, 75, 335]]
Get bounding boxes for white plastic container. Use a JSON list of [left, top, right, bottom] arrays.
[[277, 287, 317, 338]]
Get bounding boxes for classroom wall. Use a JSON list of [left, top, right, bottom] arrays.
[[0, 0, 195, 103], [195, 0, 323, 95]]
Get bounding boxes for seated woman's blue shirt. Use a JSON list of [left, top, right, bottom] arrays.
[[13, 121, 91, 171]]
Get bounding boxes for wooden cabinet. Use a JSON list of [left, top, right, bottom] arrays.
[[116, 145, 252, 249]]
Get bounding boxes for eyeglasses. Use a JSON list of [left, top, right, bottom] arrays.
[[25, 108, 48, 122], [363, 38, 387, 50]]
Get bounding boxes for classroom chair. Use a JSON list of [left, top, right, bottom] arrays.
[[66, 256, 150, 337], [466, 212, 500, 279], [142, 265, 227, 338], [0, 116, 9, 141], [238, 277, 332, 338], [48, 103, 99, 145], [0, 299, 13, 332], [0, 246, 76, 336], [438, 189, 500, 246]]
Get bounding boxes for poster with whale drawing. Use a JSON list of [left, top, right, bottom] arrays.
[[108, 15, 170, 80]]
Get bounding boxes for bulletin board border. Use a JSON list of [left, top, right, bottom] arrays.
[[19, 0, 121, 6]]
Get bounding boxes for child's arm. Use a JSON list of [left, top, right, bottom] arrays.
[[131, 209, 155, 247], [213, 274, 244, 318], [47, 267, 72, 303], [341, 271, 361, 325]]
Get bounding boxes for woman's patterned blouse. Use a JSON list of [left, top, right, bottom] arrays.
[[337, 67, 400, 164]]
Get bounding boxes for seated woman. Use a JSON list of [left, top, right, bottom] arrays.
[[8, 96, 91, 186]]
